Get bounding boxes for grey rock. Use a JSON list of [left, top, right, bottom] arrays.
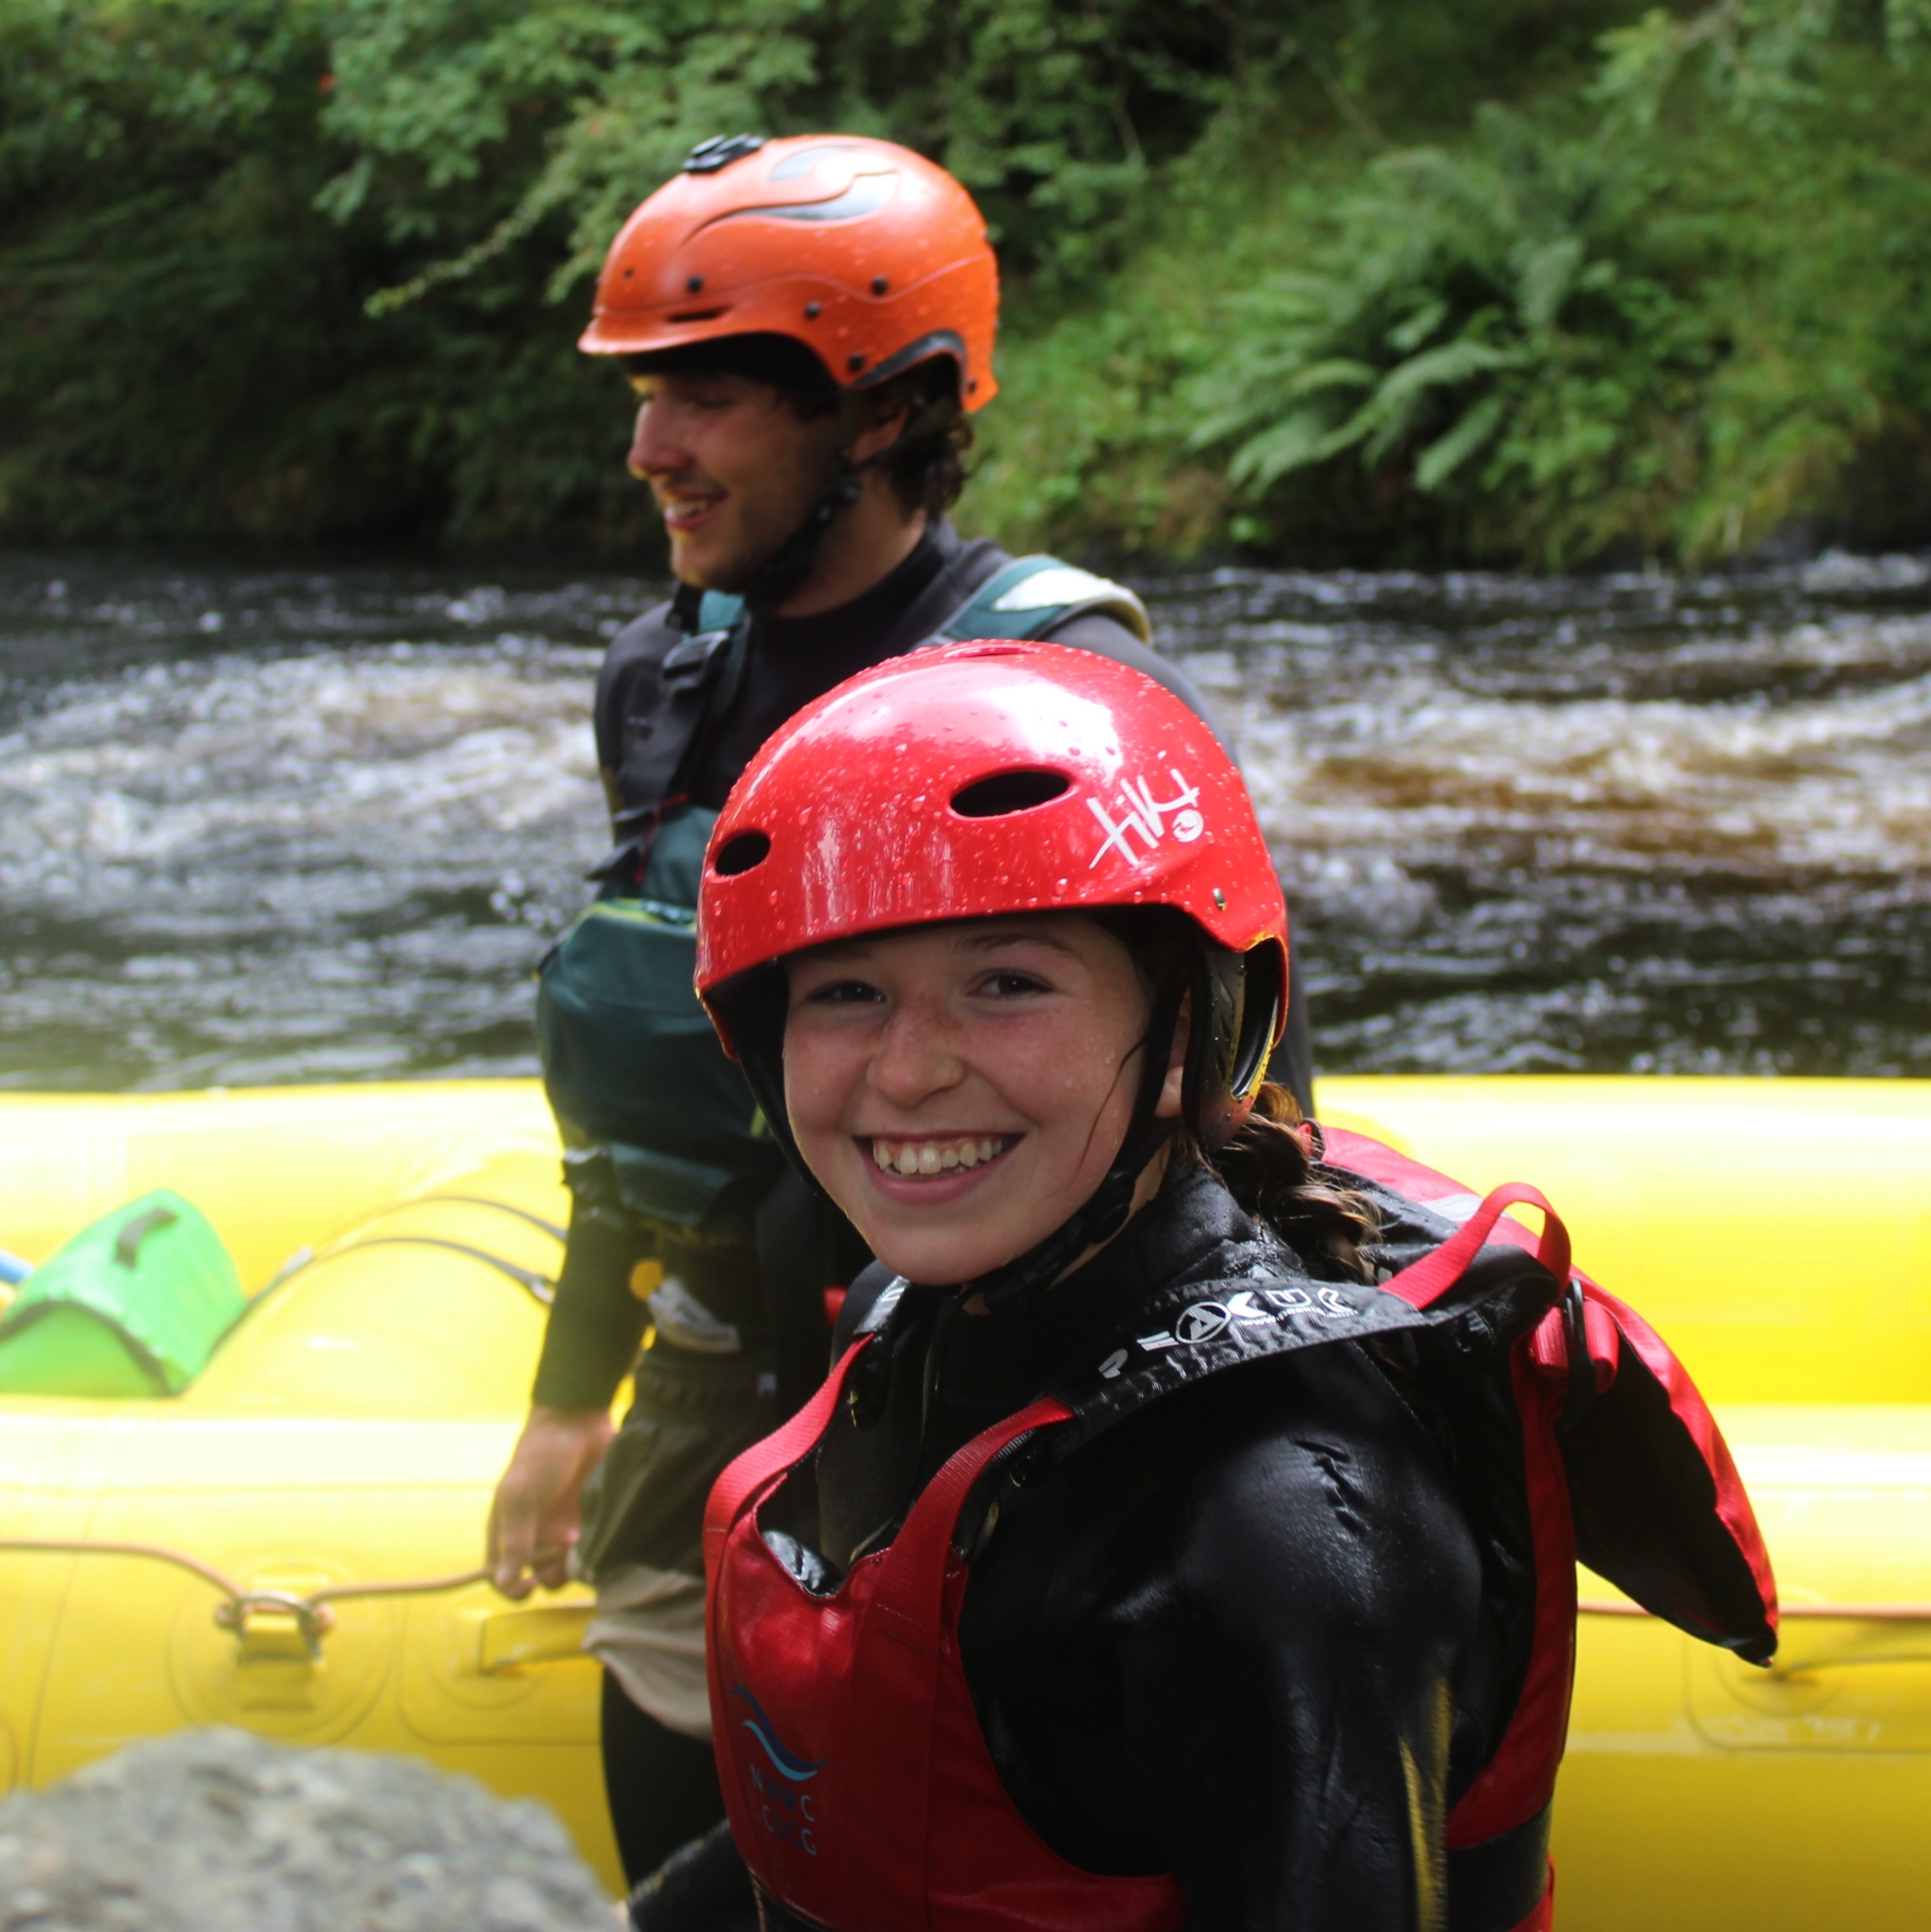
[[0, 1729, 616, 1931]]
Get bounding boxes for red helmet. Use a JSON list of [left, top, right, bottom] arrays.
[[580, 134, 999, 409], [698, 641, 1288, 1158]]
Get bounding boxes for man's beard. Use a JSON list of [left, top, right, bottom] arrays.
[[701, 468, 857, 610]]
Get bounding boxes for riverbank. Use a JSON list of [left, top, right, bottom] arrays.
[[3, 3, 1928, 568], [970, 47, 1931, 570]]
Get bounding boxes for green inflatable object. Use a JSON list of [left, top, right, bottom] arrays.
[[0, 1190, 245, 1397]]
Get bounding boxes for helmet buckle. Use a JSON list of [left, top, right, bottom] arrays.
[[683, 134, 766, 174]]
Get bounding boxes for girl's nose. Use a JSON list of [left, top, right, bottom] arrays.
[[868, 1001, 965, 1109]]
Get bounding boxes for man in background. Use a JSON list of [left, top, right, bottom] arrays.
[[485, 131, 1309, 1890]]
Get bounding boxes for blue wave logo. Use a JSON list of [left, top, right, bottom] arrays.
[[733, 1686, 828, 1783], [715, 171, 897, 225]]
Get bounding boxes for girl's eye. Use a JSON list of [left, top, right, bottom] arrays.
[[801, 978, 882, 1007], [979, 971, 1050, 998]]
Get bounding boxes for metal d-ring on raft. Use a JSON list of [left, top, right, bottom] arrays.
[[0, 1539, 491, 1657]]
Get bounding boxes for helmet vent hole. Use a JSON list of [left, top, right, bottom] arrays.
[[669, 307, 728, 324], [714, 831, 772, 877], [950, 770, 1071, 819]]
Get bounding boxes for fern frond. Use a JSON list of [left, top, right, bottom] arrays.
[[1514, 234, 1587, 332], [1415, 389, 1513, 490], [1227, 411, 1363, 488]]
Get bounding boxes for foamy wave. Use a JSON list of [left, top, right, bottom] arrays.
[[1189, 620, 1931, 877], [6, 551, 1931, 1085], [0, 646, 605, 894]]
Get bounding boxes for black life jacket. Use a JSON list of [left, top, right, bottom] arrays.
[[535, 559, 1152, 1240]]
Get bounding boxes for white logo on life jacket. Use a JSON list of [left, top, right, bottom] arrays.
[[1130, 1282, 1358, 1359], [1087, 769, 1205, 869], [1175, 1301, 1230, 1344]]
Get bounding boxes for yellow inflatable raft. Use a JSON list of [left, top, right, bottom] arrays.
[[2, 1076, 1928, 1924]]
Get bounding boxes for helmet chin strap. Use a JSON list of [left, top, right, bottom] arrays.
[[970, 1116, 1179, 1315], [736, 453, 865, 611], [965, 970, 1191, 1317], [735, 387, 957, 612]]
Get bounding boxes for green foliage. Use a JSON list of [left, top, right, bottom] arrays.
[[1593, 0, 1931, 129], [1660, 45, 1931, 554], [1161, 10, 1931, 564], [2, 0, 1928, 563], [317, 0, 1293, 311], [0, 0, 1311, 542], [1182, 107, 1712, 563], [0, 0, 683, 543]]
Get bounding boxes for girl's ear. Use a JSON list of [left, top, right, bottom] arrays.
[[1155, 990, 1191, 1120]]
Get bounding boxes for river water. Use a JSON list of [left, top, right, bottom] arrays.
[[3, 548, 1928, 1091]]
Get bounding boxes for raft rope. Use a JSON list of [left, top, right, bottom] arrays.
[[411, 1195, 568, 1243], [257, 1193, 565, 1307], [322, 1234, 556, 1302], [4, 1540, 1924, 1669], [1579, 1594, 1931, 1678], [5, 1542, 1927, 1624], [1, 1201, 568, 1638], [1578, 1598, 1931, 1622], [0, 1537, 494, 1652]]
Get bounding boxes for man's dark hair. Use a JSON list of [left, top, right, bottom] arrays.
[[622, 333, 972, 517], [857, 357, 973, 518]]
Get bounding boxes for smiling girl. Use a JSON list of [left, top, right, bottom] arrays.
[[684, 642, 1777, 1932]]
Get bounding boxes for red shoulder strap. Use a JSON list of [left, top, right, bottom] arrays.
[[1379, 1181, 1572, 1309], [703, 1338, 869, 1594], [867, 1394, 1073, 1642], [841, 1395, 1073, 1932]]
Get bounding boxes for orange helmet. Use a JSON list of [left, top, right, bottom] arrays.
[[580, 134, 999, 409]]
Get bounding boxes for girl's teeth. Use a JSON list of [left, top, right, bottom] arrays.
[[871, 1136, 1007, 1175]]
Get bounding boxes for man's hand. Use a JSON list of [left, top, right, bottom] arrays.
[[487, 1405, 617, 1598]]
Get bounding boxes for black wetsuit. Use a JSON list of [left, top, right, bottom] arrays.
[[745, 1162, 1535, 1932], [536, 517, 1289, 1887]]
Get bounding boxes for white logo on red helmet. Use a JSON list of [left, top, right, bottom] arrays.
[[1086, 769, 1204, 869]]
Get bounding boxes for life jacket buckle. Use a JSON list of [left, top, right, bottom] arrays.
[[1557, 1274, 1596, 1437]]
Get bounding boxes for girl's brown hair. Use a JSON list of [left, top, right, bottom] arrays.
[[1093, 906, 1378, 1280], [1206, 1080, 1378, 1282]]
